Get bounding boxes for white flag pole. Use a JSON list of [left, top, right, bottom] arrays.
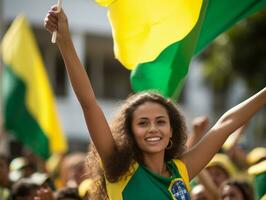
[[51, 0, 63, 43]]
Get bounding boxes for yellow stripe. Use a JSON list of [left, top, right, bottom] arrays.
[[248, 160, 266, 175], [106, 162, 139, 200], [173, 159, 191, 191], [1, 16, 67, 153], [261, 194, 266, 200], [98, 0, 203, 69]]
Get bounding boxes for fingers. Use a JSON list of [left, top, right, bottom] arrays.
[[44, 9, 58, 33], [44, 5, 68, 34], [48, 11, 58, 24]]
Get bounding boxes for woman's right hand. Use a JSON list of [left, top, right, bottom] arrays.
[[44, 5, 70, 43]]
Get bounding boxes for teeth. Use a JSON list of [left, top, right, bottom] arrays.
[[146, 137, 161, 142]]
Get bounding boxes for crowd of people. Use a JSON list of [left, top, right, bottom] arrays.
[[1, 117, 266, 200], [0, 4, 265, 200], [0, 150, 89, 200], [188, 118, 266, 200]]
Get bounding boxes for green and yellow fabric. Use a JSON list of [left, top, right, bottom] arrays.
[[261, 194, 266, 200], [1, 16, 67, 159], [106, 159, 190, 200], [247, 147, 266, 166], [96, 0, 203, 69], [248, 160, 266, 200], [96, 0, 266, 99]]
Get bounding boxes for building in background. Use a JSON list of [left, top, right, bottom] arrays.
[[1, 0, 137, 152], [3, 0, 252, 153]]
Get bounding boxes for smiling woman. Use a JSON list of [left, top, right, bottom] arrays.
[[89, 92, 189, 200], [44, 6, 266, 200]]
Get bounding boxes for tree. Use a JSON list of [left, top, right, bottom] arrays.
[[200, 9, 266, 147]]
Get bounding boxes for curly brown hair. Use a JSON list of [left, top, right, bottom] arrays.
[[86, 92, 188, 200]]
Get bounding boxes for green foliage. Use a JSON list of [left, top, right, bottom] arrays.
[[201, 35, 234, 91]]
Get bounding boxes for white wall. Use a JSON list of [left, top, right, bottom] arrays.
[[3, 0, 112, 35], [2, 0, 115, 140]]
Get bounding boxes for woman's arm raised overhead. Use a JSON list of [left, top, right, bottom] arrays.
[[44, 6, 116, 164], [182, 87, 266, 180]]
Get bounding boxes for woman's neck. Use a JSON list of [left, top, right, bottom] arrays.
[[143, 153, 171, 177]]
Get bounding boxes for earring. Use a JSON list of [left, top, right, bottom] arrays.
[[166, 138, 173, 150]]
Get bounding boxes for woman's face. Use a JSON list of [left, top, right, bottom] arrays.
[[220, 185, 244, 200], [132, 102, 172, 156]]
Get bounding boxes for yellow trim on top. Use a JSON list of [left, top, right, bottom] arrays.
[[106, 162, 139, 200], [172, 159, 191, 191]]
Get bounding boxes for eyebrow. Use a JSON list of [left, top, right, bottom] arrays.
[[137, 116, 167, 120]]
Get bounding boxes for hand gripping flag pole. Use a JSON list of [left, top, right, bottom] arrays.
[[51, 0, 63, 43]]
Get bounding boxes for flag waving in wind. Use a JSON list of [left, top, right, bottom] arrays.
[[96, 0, 266, 99], [1, 16, 67, 159]]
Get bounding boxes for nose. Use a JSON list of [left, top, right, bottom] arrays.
[[148, 122, 158, 133]]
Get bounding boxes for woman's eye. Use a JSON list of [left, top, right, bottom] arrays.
[[157, 120, 166, 124], [138, 121, 147, 126]]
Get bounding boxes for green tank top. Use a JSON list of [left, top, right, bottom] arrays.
[[105, 159, 191, 200]]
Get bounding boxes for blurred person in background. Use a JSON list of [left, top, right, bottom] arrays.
[[205, 153, 236, 188], [190, 184, 212, 200], [219, 179, 254, 200], [30, 172, 56, 192], [186, 116, 209, 148], [11, 177, 55, 200], [59, 152, 86, 188], [10, 178, 39, 200], [54, 187, 82, 200]]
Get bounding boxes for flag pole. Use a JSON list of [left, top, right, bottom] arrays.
[[51, 0, 63, 43]]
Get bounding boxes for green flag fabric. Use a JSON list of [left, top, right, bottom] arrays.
[[131, 0, 266, 99], [1, 16, 68, 159]]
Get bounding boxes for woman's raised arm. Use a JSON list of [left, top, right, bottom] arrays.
[[182, 87, 266, 180], [44, 6, 116, 164]]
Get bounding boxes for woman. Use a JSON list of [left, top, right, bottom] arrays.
[[44, 6, 266, 200]]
